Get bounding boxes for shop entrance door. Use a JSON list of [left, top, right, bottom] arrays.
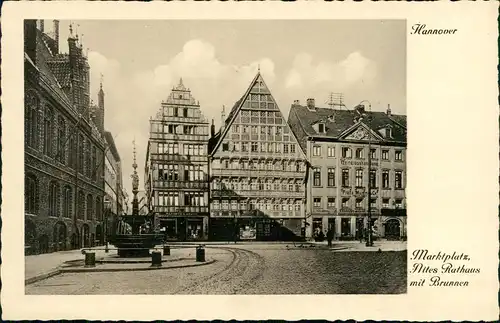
[[341, 218, 351, 239], [384, 219, 401, 239], [187, 219, 203, 240]]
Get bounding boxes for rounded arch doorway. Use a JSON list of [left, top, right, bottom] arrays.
[[384, 218, 401, 240]]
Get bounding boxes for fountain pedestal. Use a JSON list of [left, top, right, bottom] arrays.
[[109, 234, 163, 258]]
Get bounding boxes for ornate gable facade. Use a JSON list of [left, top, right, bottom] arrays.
[[209, 72, 308, 240]]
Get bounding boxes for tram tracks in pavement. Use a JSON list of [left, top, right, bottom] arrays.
[[173, 246, 266, 295]]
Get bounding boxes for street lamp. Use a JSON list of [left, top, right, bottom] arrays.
[[358, 100, 374, 247]]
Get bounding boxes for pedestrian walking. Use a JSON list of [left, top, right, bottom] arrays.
[[326, 228, 334, 247]]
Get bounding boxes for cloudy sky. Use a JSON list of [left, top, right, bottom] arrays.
[[45, 19, 406, 203]]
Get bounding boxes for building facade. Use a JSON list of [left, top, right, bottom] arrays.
[[103, 131, 122, 242], [208, 72, 308, 241], [24, 20, 106, 254], [145, 79, 210, 241], [288, 99, 407, 240]]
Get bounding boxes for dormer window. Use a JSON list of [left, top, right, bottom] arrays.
[[318, 123, 325, 134], [378, 125, 393, 138]]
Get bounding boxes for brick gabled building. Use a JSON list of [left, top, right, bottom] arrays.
[[208, 72, 308, 241], [24, 20, 106, 254], [288, 99, 407, 240]]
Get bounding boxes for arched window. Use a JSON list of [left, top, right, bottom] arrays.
[[95, 197, 102, 221], [43, 107, 54, 157], [78, 191, 85, 220], [63, 186, 72, 218], [85, 143, 91, 178], [48, 180, 59, 217], [25, 93, 39, 149], [78, 134, 84, 174], [86, 194, 93, 221], [57, 117, 66, 164], [91, 146, 97, 181], [25, 174, 38, 214]]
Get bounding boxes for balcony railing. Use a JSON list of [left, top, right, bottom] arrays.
[[153, 206, 209, 214], [211, 168, 305, 178], [150, 153, 208, 163], [215, 150, 305, 160], [149, 133, 208, 142], [210, 209, 303, 218], [211, 189, 305, 198], [153, 181, 209, 190], [157, 115, 209, 124]]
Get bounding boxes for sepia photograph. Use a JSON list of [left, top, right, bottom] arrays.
[[3, 1, 498, 321], [23, 19, 408, 295]]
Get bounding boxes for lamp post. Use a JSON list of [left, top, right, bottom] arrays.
[[358, 100, 374, 247]]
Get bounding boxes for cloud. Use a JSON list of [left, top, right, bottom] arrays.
[[87, 39, 276, 201], [284, 51, 378, 106]]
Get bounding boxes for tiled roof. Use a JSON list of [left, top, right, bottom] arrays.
[[30, 30, 73, 107], [289, 104, 407, 145], [47, 59, 71, 88]]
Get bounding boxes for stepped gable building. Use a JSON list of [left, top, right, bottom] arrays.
[[24, 20, 106, 254], [208, 72, 308, 241], [288, 99, 407, 240], [144, 79, 210, 241]]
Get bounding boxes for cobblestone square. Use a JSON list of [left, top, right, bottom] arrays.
[[26, 243, 407, 295]]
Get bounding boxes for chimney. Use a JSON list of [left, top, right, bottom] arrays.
[[306, 98, 315, 110], [24, 20, 37, 65], [386, 104, 392, 116], [39, 20, 45, 33], [293, 100, 300, 106], [211, 119, 215, 137]]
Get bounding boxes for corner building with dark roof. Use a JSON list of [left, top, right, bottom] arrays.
[[288, 99, 407, 240], [208, 72, 308, 241]]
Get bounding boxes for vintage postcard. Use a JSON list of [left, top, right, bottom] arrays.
[[1, 1, 498, 321]]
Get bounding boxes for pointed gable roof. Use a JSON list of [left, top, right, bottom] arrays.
[[210, 72, 262, 155], [210, 72, 306, 160], [338, 120, 385, 142], [223, 72, 261, 129]]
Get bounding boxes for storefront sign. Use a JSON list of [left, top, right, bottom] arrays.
[[340, 159, 379, 168], [340, 159, 369, 167]]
